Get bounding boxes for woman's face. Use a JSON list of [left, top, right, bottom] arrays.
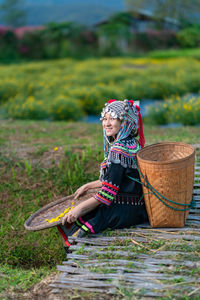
[[102, 112, 121, 138]]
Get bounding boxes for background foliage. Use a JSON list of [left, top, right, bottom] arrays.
[[146, 94, 200, 126], [0, 21, 200, 61], [1, 54, 200, 125]]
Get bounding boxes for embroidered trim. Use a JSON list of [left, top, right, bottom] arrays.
[[94, 193, 111, 206], [95, 181, 119, 206], [109, 139, 140, 168], [76, 220, 89, 232], [102, 181, 119, 191], [114, 194, 144, 205], [101, 161, 107, 169], [102, 186, 117, 196], [100, 139, 141, 178], [76, 217, 95, 233]]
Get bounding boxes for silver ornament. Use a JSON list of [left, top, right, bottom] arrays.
[[124, 99, 129, 104]]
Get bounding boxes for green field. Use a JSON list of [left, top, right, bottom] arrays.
[[0, 119, 199, 298], [0, 52, 200, 121]]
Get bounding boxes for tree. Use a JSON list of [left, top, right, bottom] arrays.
[[125, 0, 200, 27], [96, 12, 133, 55], [0, 0, 26, 27]]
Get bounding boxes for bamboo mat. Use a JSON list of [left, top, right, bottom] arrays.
[[49, 145, 200, 299]]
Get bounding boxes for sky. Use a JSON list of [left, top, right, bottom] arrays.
[[0, 0, 125, 26]]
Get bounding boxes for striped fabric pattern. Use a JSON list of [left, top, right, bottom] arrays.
[[100, 160, 107, 169], [76, 219, 90, 232], [76, 217, 95, 233], [94, 181, 119, 206], [111, 141, 140, 159]]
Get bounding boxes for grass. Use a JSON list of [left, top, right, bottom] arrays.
[[0, 119, 200, 298], [0, 265, 53, 292], [148, 47, 200, 59]]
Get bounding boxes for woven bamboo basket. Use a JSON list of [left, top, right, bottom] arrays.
[[137, 142, 195, 228], [24, 188, 99, 231]]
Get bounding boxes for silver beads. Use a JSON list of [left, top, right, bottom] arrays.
[[123, 99, 129, 113], [111, 111, 116, 118]]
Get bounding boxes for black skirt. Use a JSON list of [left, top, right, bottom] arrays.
[[76, 194, 148, 234]]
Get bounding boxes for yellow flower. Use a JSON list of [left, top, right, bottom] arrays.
[[54, 147, 58, 151], [27, 96, 35, 102], [64, 208, 70, 214], [46, 206, 75, 223]]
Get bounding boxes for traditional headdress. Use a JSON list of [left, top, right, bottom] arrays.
[[100, 99, 145, 159]]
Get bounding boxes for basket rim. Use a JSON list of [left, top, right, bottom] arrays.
[[24, 194, 71, 231], [24, 188, 99, 231], [137, 142, 195, 165]]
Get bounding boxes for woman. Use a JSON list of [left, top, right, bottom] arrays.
[[59, 99, 148, 249]]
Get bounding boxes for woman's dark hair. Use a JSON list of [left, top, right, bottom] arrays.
[[108, 136, 115, 143], [130, 128, 138, 138]]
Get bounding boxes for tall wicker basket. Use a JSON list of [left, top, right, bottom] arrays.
[[137, 142, 195, 228]]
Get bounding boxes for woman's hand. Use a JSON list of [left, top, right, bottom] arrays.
[[62, 196, 100, 225], [62, 205, 82, 225], [74, 184, 88, 199], [74, 180, 102, 199]]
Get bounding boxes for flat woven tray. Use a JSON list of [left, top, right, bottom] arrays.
[[24, 188, 99, 231]]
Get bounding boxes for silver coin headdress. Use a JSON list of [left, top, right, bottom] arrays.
[[100, 99, 145, 158]]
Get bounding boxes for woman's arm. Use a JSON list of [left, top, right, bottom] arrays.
[[74, 180, 102, 199], [62, 197, 100, 224], [86, 180, 102, 189]]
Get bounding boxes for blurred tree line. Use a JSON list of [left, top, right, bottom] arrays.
[[0, 0, 200, 61], [126, 0, 200, 28]]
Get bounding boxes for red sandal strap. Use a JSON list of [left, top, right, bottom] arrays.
[[57, 225, 71, 247]]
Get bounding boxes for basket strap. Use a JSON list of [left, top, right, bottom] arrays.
[[118, 141, 195, 212], [57, 225, 71, 247]]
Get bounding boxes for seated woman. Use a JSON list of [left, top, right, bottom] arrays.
[[59, 99, 148, 250]]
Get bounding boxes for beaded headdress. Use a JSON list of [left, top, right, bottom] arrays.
[[101, 99, 145, 159]]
